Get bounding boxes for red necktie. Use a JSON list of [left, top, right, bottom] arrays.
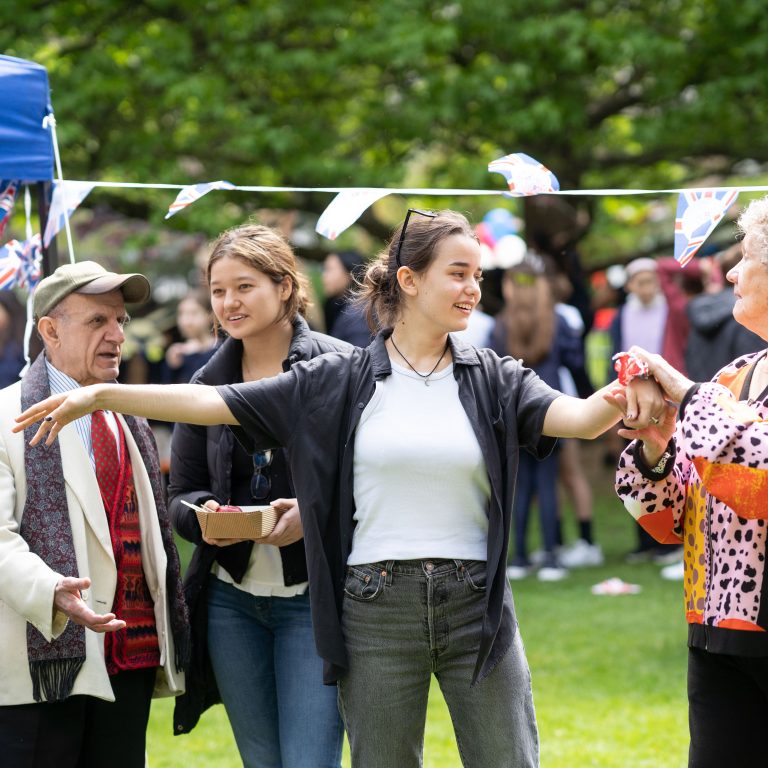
[[92, 409, 120, 510]]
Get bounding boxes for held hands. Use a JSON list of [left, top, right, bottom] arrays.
[[604, 347, 683, 466], [618, 346, 694, 466], [200, 498, 304, 548], [604, 377, 667, 430], [13, 387, 101, 445], [54, 576, 126, 633], [627, 346, 695, 404]]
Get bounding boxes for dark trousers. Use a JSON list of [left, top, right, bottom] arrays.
[[0, 667, 156, 768], [513, 450, 560, 559], [688, 647, 768, 768]]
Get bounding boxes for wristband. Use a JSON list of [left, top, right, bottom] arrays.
[[633, 438, 676, 481], [649, 451, 672, 474], [612, 351, 650, 386]]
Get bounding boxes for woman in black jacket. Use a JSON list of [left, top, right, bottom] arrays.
[[21, 210, 664, 768], [166, 224, 348, 767]]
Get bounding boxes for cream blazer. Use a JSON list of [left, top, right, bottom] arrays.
[[0, 381, 184, 705]]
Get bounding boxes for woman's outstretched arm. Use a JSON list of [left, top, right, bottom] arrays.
[[14, 382, 237, 446], [542, 377, 665, 440]]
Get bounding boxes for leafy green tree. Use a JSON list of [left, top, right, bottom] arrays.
[[3, 0, 767, 264]]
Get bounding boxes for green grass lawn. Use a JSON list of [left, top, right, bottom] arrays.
[[147, 441, 689, 767]]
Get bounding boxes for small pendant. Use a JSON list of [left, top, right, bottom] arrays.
[[424, 378, 430, 386]]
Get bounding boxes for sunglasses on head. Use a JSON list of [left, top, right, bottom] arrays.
[[394, 208, 437, 268], [251, 449, 274, 501]]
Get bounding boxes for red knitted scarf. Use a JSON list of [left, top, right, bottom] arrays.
[[102, 420, 160, 674]]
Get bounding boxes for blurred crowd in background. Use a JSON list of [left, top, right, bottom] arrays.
[[1, 206, 761, 585]]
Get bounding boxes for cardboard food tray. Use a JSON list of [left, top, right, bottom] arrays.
[[195, 505, 277, 539]]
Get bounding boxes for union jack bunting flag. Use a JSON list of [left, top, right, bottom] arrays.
[[0, 179, 19, 239], [674, 189, 740, 267], [0, 234, 42, 291], [165, 180, 235, 219], [43, 180, 95, 247], [488, 153, 560, 197], [0, 240, 21, 290]]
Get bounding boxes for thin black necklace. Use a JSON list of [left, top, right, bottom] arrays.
[[389, 335, 449, 386]]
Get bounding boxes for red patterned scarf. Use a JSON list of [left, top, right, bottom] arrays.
[[101, 419, 161, 674]]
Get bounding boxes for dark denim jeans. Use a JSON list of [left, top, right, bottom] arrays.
[[207, 577, 343, 768], [338, 559, 539, 768], [514, 449, 560, 560]]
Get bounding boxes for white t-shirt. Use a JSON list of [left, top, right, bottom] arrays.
[[214, 545, 308, 598], [348, 361, 490, 565]]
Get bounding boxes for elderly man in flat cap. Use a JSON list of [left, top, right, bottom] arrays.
[[0, 261, 189, 767]]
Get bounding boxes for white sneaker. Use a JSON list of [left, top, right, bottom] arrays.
[[661, 560, 684, 580], [537, 564, 568, 582], [506, 564, 532, 581], [560, 540, 605, 569]]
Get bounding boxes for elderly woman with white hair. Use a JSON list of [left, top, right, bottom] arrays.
[[613, 195, 768, 767]]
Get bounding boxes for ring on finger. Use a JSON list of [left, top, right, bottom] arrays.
[[44, 415, 53, 422]]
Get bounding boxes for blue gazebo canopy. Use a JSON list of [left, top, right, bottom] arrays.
[[0, 54, 53, 181]]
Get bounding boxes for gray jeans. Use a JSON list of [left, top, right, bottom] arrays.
[[337, 559, 539, 768]]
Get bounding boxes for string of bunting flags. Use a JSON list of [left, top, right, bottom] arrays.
[[3, 152, 768, 301]]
